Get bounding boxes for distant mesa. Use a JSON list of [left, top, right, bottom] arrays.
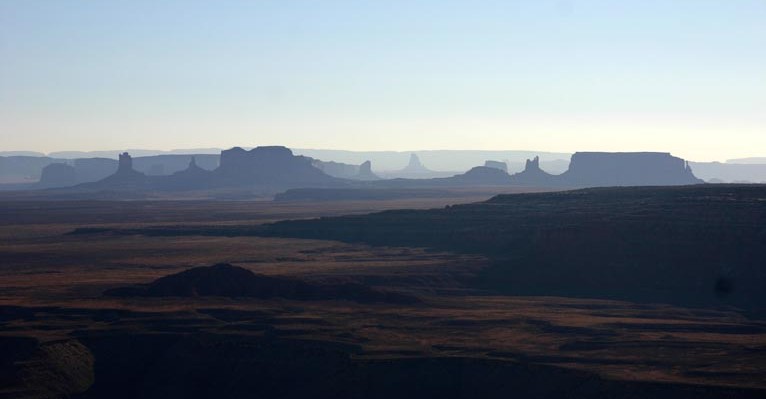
[[356, 160, 380, 180], [483, 160, 508, 173], [217, 146, 342, 188], [38, 163, 77, 188], [104, 263, 416, 304], [311, 158, 380, 181], [560, 152, 703, 187]]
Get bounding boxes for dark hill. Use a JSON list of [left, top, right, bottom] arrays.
[[105, 263, 416, 304], [261, 185, 766, 315]]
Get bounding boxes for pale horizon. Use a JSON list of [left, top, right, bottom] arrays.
[[2, 1, 765, 163]]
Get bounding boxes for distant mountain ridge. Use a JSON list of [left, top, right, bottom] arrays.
[[370, 152, 702, 189], [1, 147, 705, 197]]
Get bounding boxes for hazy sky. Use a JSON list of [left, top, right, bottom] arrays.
[[1, 1, 764, 161]]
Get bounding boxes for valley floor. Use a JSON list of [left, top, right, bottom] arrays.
[[1, 197, 765, 398]]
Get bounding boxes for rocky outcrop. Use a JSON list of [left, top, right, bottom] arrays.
[[355, 160, 380, 180], [483, 160, 508, 173], [216, 146, 342, 188], [508, 156, 558, 186], [401, 154, 430, 174], [560, 152, 703, 187], [312, 159, 359, 179], [38, 163, 77, 188], [117, 152, 134, 173], [105, 263, 416, 304], [76, 152, 149, 190], [311, 159, 379, 181]]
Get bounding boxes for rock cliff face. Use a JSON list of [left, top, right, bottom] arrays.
[[561, 152, 703, 187], [311, 159, 380, 181], [216, 146, 341, 188], [355, 161, 380, 180]]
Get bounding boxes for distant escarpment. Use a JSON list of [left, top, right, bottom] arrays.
[[105, 263, 416, 304]]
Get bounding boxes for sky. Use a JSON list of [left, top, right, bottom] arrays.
[[1, 1, 764, 161]]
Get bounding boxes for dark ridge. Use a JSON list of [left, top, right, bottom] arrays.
[[259, 185, 766, 315], [104, 263, 417, 304]]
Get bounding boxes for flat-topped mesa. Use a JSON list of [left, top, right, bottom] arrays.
[[219, 146, 296, 173], [484, 160, 508, 173], [563, 152, 703, 187], [38, 163, 77, 188], [216, 145, 340, 188]]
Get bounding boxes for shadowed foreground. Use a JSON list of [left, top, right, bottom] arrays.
[[1, 190, 765, 398]]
